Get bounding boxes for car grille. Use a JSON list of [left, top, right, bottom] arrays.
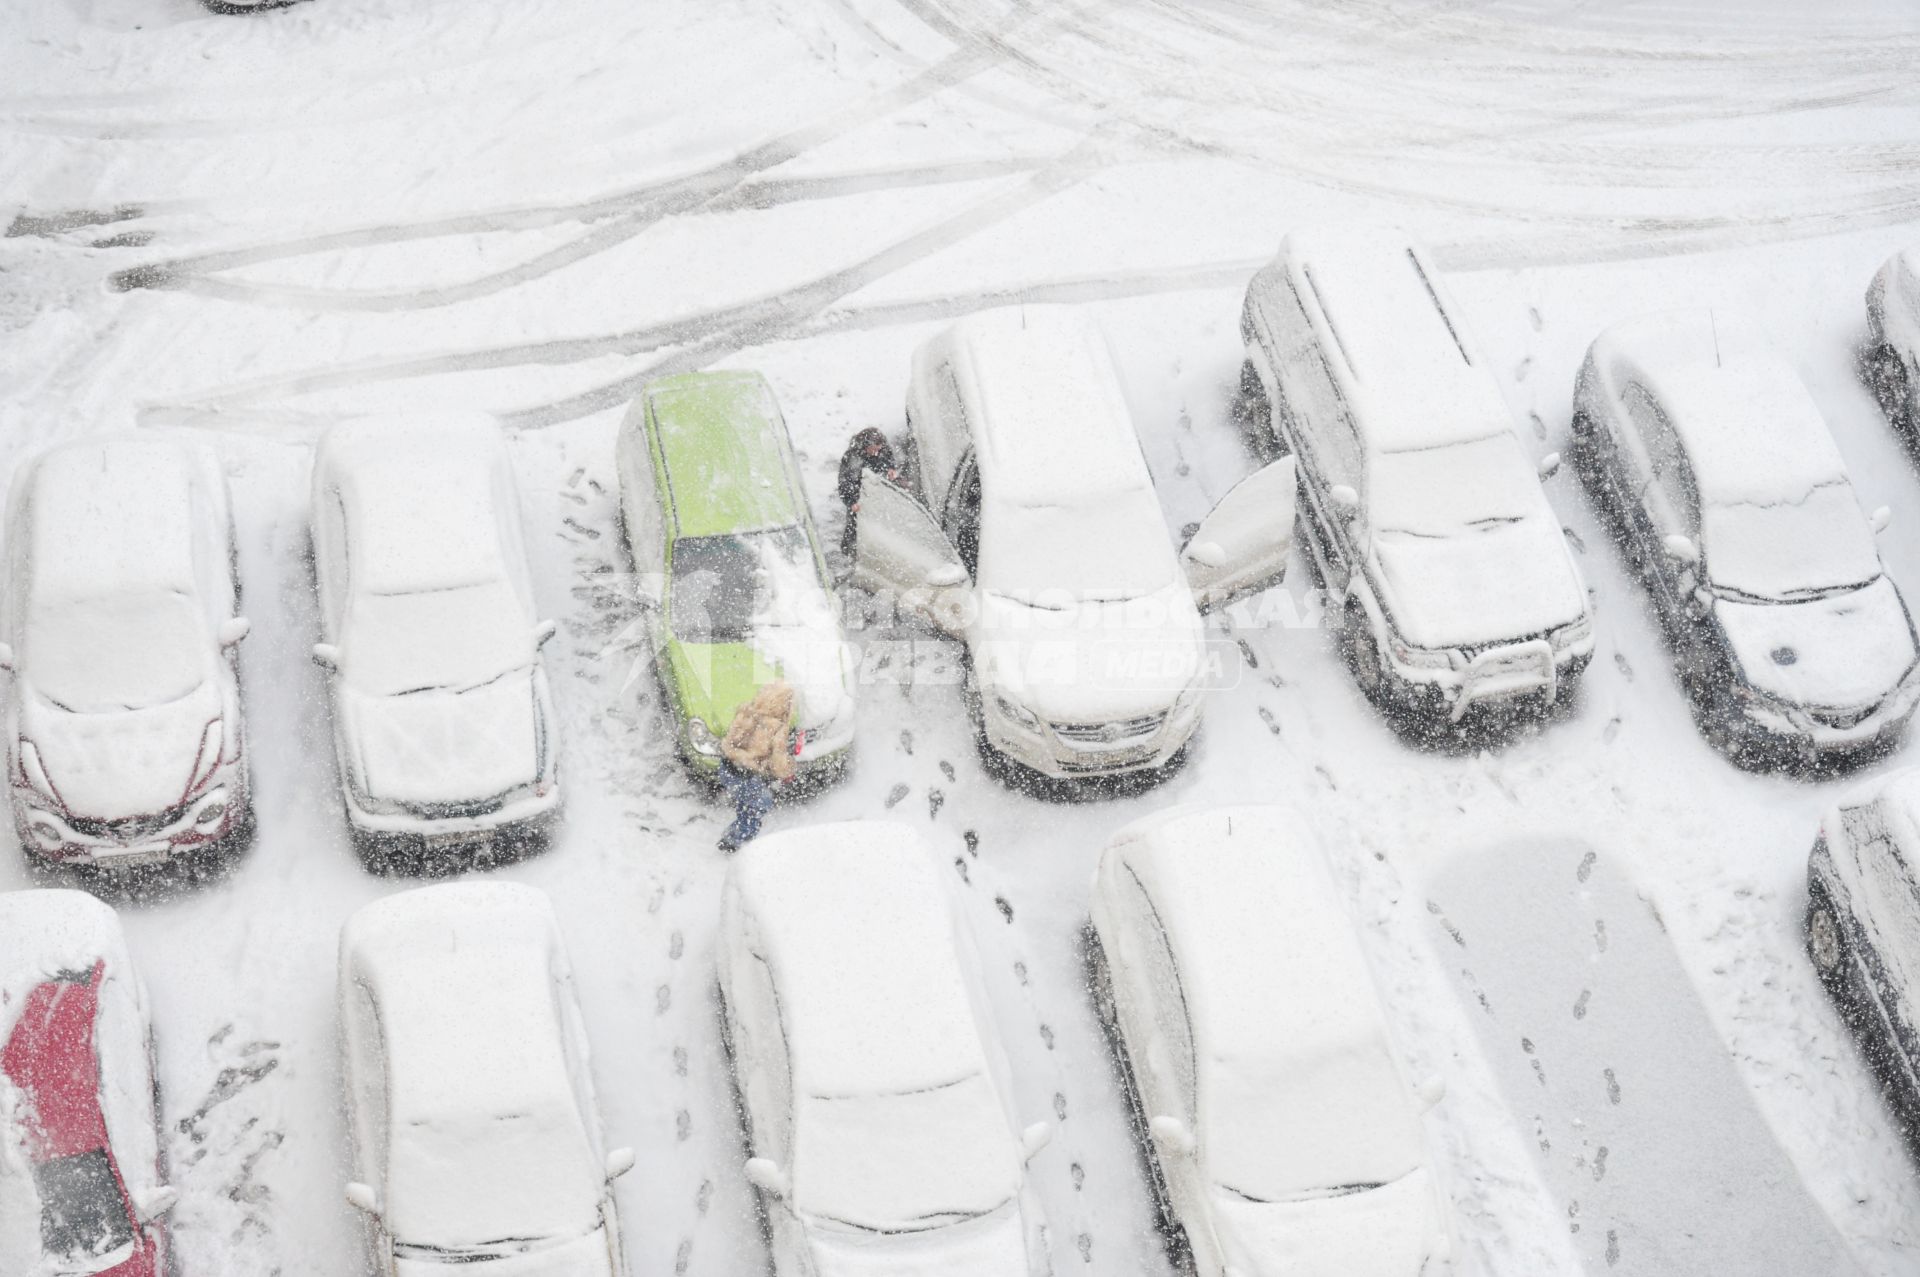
[[1051, 712, 1168, 746], [407, 793, 509, 820], [1813, 703, 1878, 731], [65, 802, 189, 841]]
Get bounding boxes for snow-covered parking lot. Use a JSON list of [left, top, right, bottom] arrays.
[[5, 0, 1920, 1273]]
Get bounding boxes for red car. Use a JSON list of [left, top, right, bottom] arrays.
[[0, 890, 173, 1276]]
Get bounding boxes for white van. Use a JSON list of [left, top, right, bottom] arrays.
[[854, 306, 1295, 779], [1240, 228, 1592, 723]]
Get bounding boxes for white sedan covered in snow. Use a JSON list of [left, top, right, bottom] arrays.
[[1088, 806, 1451, 1277], [2, 437, 252, 869], [1574, 311, 1920, 762], [337, 882, 634, 1277], [1866, 243, 1920, 430], [717, 821, 1055, 1275], [310, 418, 561, 861], [854, 306, 1295, 781], [1240, 226, 1593, 723]]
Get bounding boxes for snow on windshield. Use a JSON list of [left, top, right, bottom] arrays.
[[794, 1071, 1020, 1232], [1368, 434, 1539, 540], [743, 528, 852, 730], [1205, 1039, 1423, 1204], [670, 527, 821, 643], [387, 1099, 602, 1254], [24, 591, 206, 714], [1704, 480, 1881, 602], [344, 580, 532, 696], [978, 487, 1176, 602], [33, 1150, 135, 1269]]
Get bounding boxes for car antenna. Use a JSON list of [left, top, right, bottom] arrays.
[[1709, 309, 1721, 369]]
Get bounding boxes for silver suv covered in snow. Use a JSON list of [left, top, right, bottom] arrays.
[[2, 436, 252, 868], [854, 306, 1295, 780], [1806, 767, 1920, 1134], [1240, 227, 1593, 724], [1574, 311, 1919, 764], [1866, 244, 1920, 431], [310, 417, 561, 862]]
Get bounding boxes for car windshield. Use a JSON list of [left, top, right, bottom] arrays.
[[794, 1072, 1019, 1232], [670, 527, 821, 644], [344, 580, 532, 696], [1702, 480, 1882, 602], [1369, 435, 1539, 540], [24, 591, 207, 714], [388, 1104, 602, 1254], [35, 1149, 135, 1270], [1204, 1044, 1423, 1204], [978, 488, 1176, 603]]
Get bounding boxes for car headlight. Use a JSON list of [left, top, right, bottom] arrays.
[[1550, 614, 1593, 650], [24, 811, 65, 849], [992, 691, 1045, 734], [1388, 637, 1453, 670], [687, 717, 721, 757]]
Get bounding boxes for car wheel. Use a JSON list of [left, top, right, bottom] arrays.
[[1807, 902, 1845, 980], [1343, 602, 1386, 697], [1085, 929, 1118, 1030]]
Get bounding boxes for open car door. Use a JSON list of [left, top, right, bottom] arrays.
[[1180, 456, 1297, 613], [851, 470, 972, 636]]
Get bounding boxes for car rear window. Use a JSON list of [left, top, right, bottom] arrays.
[[35, 1148, 134, 1266]]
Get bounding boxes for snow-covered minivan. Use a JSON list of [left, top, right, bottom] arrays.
[[1574, 311, 1920, 763], [854, 306, 1295, 780], [1866, 244, 1920, 430], [2, 437, 252, 869], [310, 418, 562, 864], [718, 822, 1055, 1275], [1087, 806, 1452, 1277], [1240, 227, 1592, 723], [338, 882, 633, 1277]]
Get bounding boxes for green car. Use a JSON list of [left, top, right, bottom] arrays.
[[616, 371, 856, 780]]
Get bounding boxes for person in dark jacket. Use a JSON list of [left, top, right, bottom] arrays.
[[836, 427, 899, 558]]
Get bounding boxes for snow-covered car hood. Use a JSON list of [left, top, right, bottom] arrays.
[[972, 585, 1205, 724], [394, 1225, 615, 1277], [1716, 576, 1917, 712], [18, 681, 223, 821], [343, 669, 542, 808], [1211, 1167, 1446, 1277], [801, 1202, 1034, 1277], [748, 622, 855, 733], [1369, 520, 1585, 651]]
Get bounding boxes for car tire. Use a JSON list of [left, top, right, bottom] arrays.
[[1807, 896, 1846, 987], [1343, 601, 1388, 699]]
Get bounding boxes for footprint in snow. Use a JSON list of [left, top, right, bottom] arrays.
[[1613, 652, 1633, 681], [1077, 1233, 1093, 1263], [900, 729, 914, 755], [1515, 355, 1533, 383], [954, 857, 971, 884], [1070, 1162, 1085, 1190], [1564, 526, 1585, 553], [1595, 920, 1608, 953], [1573, 989, 1591, 1020], [1013, 960, 1028, 987], [1039, 1024, 1055, 1051], [1604, 1067, 1621, 1104], [940, 759, 956, 782], [1052, 1093, 1068, 1121], [655, 984, 672, 1015], [669, 930, 684, 960], [1602, 716, 1620, 744], [1607, 1229, 1621, 1266], [1577, 850, 1597, 883], [561, 517, 600, 540], [1529, 306, 1544, 333], [673, 1046, 688, 1077], [675, 1237, 692, 1274], [963, 829, 978, 856], [1592, 1145, 1609, 1181], [884, 783, 909, 809], [1529, 410, 1547, 438], [1237, 638, 1259, 669], [696, 1179, 712, 1214], [995, 896, 1015, 924], [929, 789, 945, 819], [1257, 705, 1281, 737], [675, 1109, 691, 1141]]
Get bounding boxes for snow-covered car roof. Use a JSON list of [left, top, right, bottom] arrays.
[[941, 306, 1156, 509], [642, 370, 804, 539], [20, 437, 209, 605], [1259, 225, 1511, 454], [1879, 245, 1920, 336], [339, 882, 604, 1247], [314, 415, 520, 595], [1101, 805, 1400, 1069], [1586, 311, 1849, 507], [0, 890, 129, 1003], [724, 822, 995, 1099]]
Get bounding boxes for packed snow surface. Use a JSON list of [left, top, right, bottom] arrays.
[[5, 1, 1920, 1275]]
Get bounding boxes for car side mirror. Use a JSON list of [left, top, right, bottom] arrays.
[[1871, 506, 1893, 534], [345, 1181, 381, 1216], [928, 563, 968, 588], [311, 643, 340, 670], [1537, 451, 1562, 481], [744, 1157, 789, 1199], [132, 1185, 178, 1223], [1184, 539, 1226, 569], [1416, 1073, 1447, 1111], [534, 618, 560, 647], [1662, 534, 1699, 565], [605, 1147, 636, 1181], [218, 617, 251, 647], [1020, 1121, 1052, 1162], [1149, 1114, 1196, 1157], [0, 642, 12, 671], [1328, 484, 1360, 516]]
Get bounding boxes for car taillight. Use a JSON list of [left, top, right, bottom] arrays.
[[184, 721, 224, 798]]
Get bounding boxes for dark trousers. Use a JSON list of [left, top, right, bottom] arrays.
[[838, 507, 859, 559], [718, 762, 774, 847]]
